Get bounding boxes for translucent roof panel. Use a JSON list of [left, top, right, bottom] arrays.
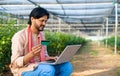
[[0, 0, 119, 24], [0, 0, 32, 5], [58, 0, 114, 3]]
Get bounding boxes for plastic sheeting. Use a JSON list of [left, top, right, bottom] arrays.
[[0, 0, 118, 24]]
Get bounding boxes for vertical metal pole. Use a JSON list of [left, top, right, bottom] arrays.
[[68, 24, 71, 33], [58, 17, 61, 32], [102, 24, 105, 36], [106, 18, 108, 48], [50, 14, 53, 32], [98, 30, 100, 46], [100, 26, 103, 45], [102, 24, 105, 45], [101, 25, 103, 36], [114, 3, 118, 54], [17, 14, 19, 26]]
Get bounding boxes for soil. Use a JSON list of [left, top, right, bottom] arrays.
[[71, 41, 120, 76]]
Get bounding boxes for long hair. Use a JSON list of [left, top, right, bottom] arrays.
[[28, 7, 49, 25]]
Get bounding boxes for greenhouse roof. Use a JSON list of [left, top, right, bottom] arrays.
[[0, 0, 119, 24]]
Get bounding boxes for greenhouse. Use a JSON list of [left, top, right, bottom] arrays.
[[0, 0, 120, 76]]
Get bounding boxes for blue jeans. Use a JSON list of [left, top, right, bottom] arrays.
[[22, 62, 73, 76]]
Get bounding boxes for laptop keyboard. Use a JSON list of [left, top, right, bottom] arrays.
[[46, 59, 56, 63]]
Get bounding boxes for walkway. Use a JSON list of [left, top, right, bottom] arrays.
[[71, 41, 120, 76]]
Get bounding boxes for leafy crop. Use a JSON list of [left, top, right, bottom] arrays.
[[0, 20, 22, 74], [45, 31, 86, 56]]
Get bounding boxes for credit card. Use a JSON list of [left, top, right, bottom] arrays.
[[41, 40, 50, 45]]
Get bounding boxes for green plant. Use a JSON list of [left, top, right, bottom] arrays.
[[0, 20, 22, 74], [45, 31, 86, 56], [102, 36, 120, 51]]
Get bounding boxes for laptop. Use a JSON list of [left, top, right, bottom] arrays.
[[40, 45, 81, 65]]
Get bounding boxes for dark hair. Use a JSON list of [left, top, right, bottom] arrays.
[[28, 7, 49, 25]]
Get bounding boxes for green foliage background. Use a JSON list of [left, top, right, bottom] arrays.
[[0, 20, 22, 74], [102, 36, 120, 50], [45, 31, 86, 56]]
